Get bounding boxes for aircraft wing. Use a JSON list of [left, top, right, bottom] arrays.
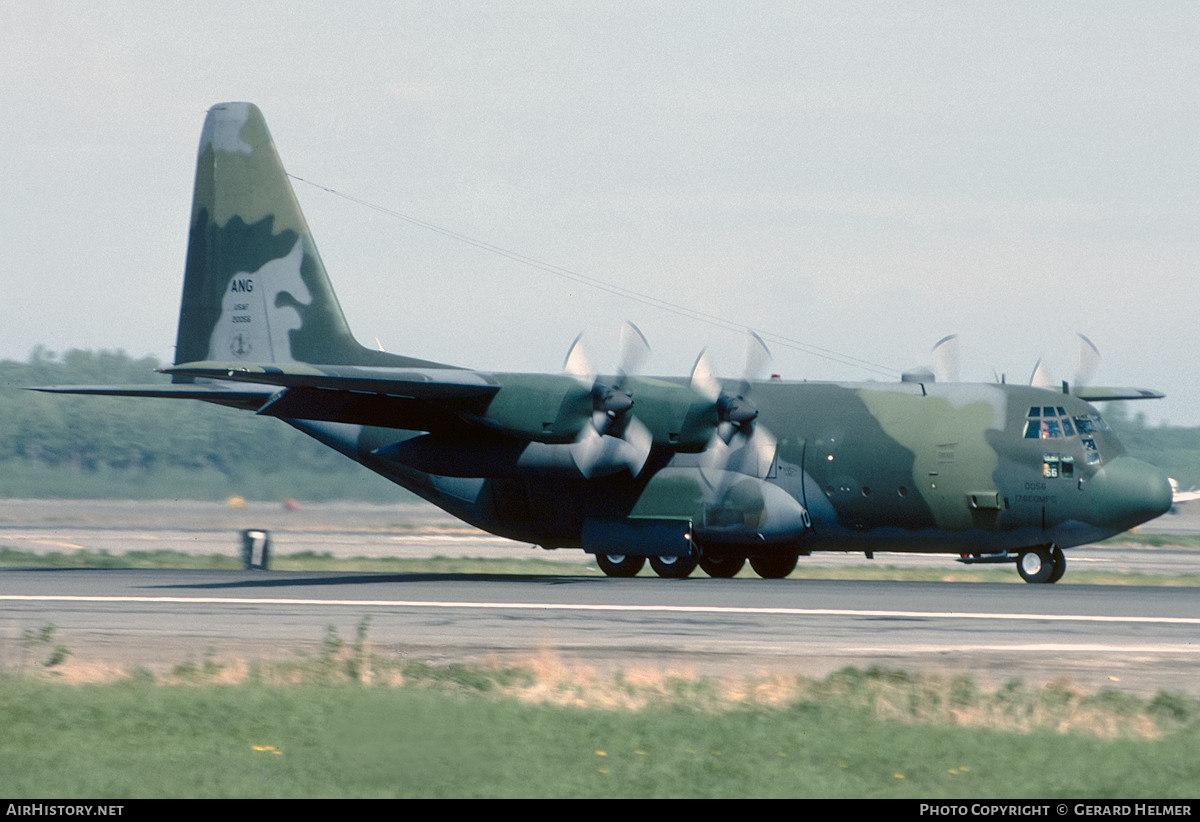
[[1169, 477, 1200, 506], [1072, 386, 1165, 401], [163, 361, 500, 400], [160, 360, 503, 432]]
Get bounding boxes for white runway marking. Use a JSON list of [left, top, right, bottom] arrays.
[[3, 594, 1200, 625]]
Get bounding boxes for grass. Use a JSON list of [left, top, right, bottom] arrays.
[[1, 637, 1198, 799]]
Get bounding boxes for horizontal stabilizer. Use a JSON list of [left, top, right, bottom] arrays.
[[29, 383, 275, 412]]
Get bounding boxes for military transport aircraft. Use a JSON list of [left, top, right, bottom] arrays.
[[36, 102, 1174, 582]]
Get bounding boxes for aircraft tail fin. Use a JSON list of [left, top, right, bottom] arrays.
[[174, 102, 443, 377]]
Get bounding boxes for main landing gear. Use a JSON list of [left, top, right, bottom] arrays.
[[1016, 545, 1066, 584], [595, 549, 799, 580], [594, 553, 645, 578], [648, 553, 698, 579], [697, 554, 745, 578]]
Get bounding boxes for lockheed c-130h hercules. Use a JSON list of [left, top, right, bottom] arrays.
[[37, 102, 1174, 582]]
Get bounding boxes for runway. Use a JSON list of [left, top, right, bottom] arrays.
[[4, 497, 1200, 571], [3, 499, 1200, 696]]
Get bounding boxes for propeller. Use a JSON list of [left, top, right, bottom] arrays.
[[562, 322, 654, 478], [1029, 333, 1101, 392], [901, 334, 957, 384], [691, 330, 778, 486]]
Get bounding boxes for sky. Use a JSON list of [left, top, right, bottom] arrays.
[[4, 2, 1199, 423]]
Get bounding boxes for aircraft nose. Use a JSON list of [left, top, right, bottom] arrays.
[[1089, 456, 1173, 532]]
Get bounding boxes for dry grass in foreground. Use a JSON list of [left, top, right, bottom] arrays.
[[15, 622, 1197, 742]]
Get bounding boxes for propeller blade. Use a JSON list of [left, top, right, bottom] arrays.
[[621, 416, 654, 476], [698, 429, 733, 488], [689, 349, 723, 403], [931, 334, 960, 383], [569, 425, 607, 479], [1074, 333, 1100, 389], [699, 422, 777, 489], [742, 425, 778, 478], [743, 330, 772, 382], [563, 333, 596, 387], [1029, 357, 1055, 389], [617, 321, 651, 382]]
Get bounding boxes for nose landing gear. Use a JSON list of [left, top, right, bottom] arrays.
[[1016, 545, 1066, 584]]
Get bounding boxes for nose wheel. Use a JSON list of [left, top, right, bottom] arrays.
[[1017, 546, 1066, 583]]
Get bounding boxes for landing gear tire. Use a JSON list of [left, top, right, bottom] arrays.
[[698, 555, 745, 578], [749, 552, 798, 579], [1047, 546, 1066, 583], [649, 554, 697, 579], [1017, 547, 1063, 584], [596, 554, 645, 578]]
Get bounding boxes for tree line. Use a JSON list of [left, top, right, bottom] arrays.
[[2, 348, 1198, 500], [0, 348, 402, 501]]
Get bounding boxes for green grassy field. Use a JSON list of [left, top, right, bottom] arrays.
[[4, 542, 1199, 797], [3, 652, 1199, 798]]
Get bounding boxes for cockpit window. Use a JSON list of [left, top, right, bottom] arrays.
[[1073, 414, 1111, 435], [1026, 407, 1103, 470], [1026, 406, 1108, 441], [1025, 406, 1070, 439]]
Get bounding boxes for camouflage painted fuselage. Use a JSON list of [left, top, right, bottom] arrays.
[[38, 102, 1172, 578], [286, 373, 1167, 559]]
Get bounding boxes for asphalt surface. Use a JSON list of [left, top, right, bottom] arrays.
[[3, 497, 1199, 571]]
